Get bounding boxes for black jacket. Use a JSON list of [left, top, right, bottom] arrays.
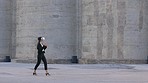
[[37, 42, 47, 54]]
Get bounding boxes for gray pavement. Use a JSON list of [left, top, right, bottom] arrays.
[[0, 62, 148, 83]]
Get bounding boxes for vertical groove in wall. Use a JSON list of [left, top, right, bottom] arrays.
[[117, 1, 126, 59], [106, 0, 114, 59], [139, 0, 144, 31], [11, 0, 16, 59], [76, 0, 82, 59], [94, 0, 103, 59]]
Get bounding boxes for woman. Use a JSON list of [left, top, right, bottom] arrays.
[[33, 37, 50, 76]]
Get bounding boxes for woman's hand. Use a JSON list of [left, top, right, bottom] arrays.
[[42, 42, 48, 47]]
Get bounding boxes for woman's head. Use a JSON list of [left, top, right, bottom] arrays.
[[38, 37, 45, 42]]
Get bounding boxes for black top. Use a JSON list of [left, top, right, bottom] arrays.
[[37, 42, 47, 54]]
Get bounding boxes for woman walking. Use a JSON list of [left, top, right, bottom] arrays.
[[33, 37, 50, 76]]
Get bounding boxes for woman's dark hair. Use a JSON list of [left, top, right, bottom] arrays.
[[38, 37, 42, 41]]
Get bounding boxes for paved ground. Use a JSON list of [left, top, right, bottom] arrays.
[[0, 62, 148, 83]]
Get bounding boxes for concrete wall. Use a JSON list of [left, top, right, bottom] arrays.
[[15, 0, 76, 63], [0, 0, 148, 64], [0, 0, 12, 60], [79, 0, 148, 64]]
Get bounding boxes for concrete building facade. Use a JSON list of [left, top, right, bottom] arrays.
[[0, 0, 148, 64], [79, 0, 148, 64]]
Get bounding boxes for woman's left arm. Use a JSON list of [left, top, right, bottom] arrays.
[[43, 45, 47, 50]]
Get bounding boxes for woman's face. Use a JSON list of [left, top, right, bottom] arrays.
[[40, 40, 43, 42]]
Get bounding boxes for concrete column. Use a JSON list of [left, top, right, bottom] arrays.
[[0, 0, 12, 60]]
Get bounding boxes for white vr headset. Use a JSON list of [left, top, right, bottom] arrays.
[[41, 37, 45, 40]]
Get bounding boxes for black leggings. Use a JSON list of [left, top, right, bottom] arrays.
[[34, 54, 48, 70]]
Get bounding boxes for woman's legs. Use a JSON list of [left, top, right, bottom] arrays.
[[42, 55, 50, 75], [33, 54, 49, 76], [34, 55, 42, 71], [42, 55, 47, 70]]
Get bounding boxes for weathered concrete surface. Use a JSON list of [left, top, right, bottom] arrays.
[[1, 62, 148, 83], [15, 0, 76, 61], [80, 0, 148, 63]]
